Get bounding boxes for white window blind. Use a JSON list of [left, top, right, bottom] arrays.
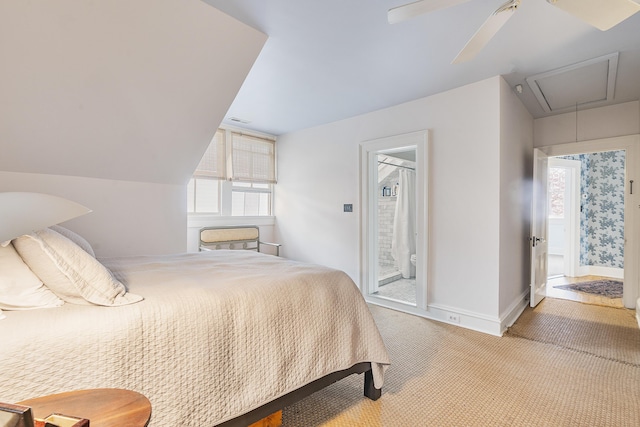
[[194, 129, 226, 179], [230, 132, 276, 183]]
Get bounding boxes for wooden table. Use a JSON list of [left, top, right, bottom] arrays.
[[18, 388, 151, 427]]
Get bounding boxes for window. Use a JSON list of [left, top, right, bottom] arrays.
[[232, 182, 272, 216], [229, 132, 277, 183], [548, 167, 566, 219], [187, 129, 225, 214], [188, 127, 276, 216]]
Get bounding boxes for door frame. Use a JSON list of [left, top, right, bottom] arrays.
[[360, 130, 429, 312], [538, 135, 639, 308]]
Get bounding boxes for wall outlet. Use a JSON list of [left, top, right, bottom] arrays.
[[446, 312, 460, 323], [343, 204, 353, 212]]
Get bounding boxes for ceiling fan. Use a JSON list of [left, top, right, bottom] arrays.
[[388, 0, 640, 64]]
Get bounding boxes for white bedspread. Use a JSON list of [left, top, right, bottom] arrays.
[[0, 251, 390, 425]]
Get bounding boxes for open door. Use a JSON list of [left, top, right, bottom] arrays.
[[530, 148, 549, 307]]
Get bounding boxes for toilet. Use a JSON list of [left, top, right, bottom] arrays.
[[410, 254, 416, 266]]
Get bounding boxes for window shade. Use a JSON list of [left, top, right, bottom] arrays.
[[230, 132, 277, 183], [194, 129, 226, 179]]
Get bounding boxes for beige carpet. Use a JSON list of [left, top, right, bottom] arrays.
[[282, 299, 640, 426], [508, 297, 640, 366]]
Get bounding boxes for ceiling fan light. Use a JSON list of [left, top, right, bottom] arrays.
[[547, 0, 640, 31]]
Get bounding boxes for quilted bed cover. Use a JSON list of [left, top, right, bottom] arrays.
[[0, 250, 390, 426]]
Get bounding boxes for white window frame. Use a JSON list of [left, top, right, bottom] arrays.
[[187, 125, 276, 224], [188, 177, 221, 214]]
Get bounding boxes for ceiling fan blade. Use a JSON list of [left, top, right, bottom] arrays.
[[547, 0, 640, 31], [388, 0, 471, 24], [451, 0, 519, 64]]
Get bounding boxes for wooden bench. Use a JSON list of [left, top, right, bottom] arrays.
[[199, 225, 281, 256]]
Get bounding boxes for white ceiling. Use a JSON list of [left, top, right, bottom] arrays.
[[204, 0, 640, 136]]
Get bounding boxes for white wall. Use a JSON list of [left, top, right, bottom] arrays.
[[0, 1, 267, 255], [0, 172, 185, 257], [276, 76, 530, 333], [534, 101, 640, 147], [498, 78, 534, 322], [0, 0, 266, 186]]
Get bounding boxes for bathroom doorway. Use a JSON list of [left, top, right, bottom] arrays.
[[360, 131, 428, 313], [375, 152, 417, 304]]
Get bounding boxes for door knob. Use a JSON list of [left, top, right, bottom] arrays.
[[530, 236, 544, 247]]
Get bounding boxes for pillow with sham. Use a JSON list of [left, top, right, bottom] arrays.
[[13, 228, 143, 306], [50, 225, 95, 257], [0, 243, 64, 310]]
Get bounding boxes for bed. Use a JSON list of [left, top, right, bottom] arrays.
[[0, 228, 390, 426]]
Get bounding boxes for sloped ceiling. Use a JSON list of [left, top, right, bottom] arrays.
[[0, 0, 267, 185], [204, 0, 640, 136]]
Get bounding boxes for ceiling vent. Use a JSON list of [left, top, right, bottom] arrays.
[[228, 117, 251, 124], [526, 52, 618, 113]]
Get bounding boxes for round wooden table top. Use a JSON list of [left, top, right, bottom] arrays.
[[18, 388, 151, 427]]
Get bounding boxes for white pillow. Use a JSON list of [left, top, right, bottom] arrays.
[[0, 243, 64, 310], [49, 225, 95, 257], [13, 228, 143, 306]]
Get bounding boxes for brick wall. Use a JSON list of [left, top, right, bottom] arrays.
[[378, 169, 399, 270]]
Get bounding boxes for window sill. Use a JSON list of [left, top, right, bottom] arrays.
[[187, 214, 276, 229]]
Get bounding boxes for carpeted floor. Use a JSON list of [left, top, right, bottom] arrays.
[[554, 280, 623, 298], [508, 297, 640, 365], [283, 299, 640, 426]]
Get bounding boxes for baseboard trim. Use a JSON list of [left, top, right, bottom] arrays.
[[429, 303, 504, 336], [575, 265, 623, 279], [499, 289, 529, 335], [364, 295, 504, 337], [365, 293, 529, 337]]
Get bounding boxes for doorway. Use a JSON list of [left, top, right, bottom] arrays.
[[546, 151, 625, 308], [532, 135, 639, 310], [375, 152, 417, 304], [546, 157, 580, 279], [360, 131, 428, 314]]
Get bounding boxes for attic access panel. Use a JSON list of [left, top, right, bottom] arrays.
[[526, 53, 618, 113]]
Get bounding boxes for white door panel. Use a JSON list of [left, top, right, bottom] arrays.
[[530, 149, 549, 307]]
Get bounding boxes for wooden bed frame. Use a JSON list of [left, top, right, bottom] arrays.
[[219, 362, 381, 427]]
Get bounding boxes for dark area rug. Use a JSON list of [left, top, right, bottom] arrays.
[[554, 280, 623, 298]]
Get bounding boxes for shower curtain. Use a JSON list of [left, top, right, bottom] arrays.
[[391, 168, 416, 279]]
